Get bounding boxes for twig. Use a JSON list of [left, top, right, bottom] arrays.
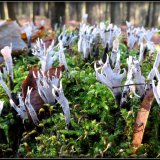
[[112, 83, 147, 89], [132, 89, 154, 154]]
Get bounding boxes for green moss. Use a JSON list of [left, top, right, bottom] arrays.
[[0, 31, 159, 158]]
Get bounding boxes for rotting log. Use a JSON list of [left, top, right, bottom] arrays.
[[132, 88, 154, 153]]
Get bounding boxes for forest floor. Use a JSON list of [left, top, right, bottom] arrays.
[[17, 15, 160, 48]]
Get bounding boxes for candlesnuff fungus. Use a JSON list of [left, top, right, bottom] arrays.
[[146, 51, 160, 89], [94, 62, 112, 89], [33, 69, 61, 105], [135, 27, 145, 46], [112, 50, 121, 74], [99, 22, 121, 50], [59, 40, 70, 78], [121, 55, 145, 107], [126, 21, 159, 55], [9, 88, 40, 125], [9, 96, 28, 123], [124, 56, 139, 96], [78, 19, 100, 61], [22, 22, 33, 42], [126, 21, 133, 29], [144, 28, 159, 53], [77, 23, 92, 60], [120, 64, 138, 108], [2, 66, 8, 80], [58, 31, 70, 48], [101, 42, 109, 64], [32, 38, 59, 72], [52, 79, 70, 127], [58, 30, 78, 48], [82, 13, 88, 24], [22, 64, 70, 126], [1, 44, 14, 80], [99, 22, 107, 48], [77, 23, 84, 53], [0, 71, 12, 99], [25, 87, 40, 126], [110, 38, 120, 68], [132, 60, 145, 96], [33, 70, 55, 104], [95, 54, 126, 106], [152, 68, 160, 105], [138, 42, 145, 65], [89, 27, 99, 56], [126, 27, 137, 52], [0, 100, 4, 115]]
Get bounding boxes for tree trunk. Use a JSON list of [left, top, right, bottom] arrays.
[[110, 2, 121, 25], [151, 2, 156, 27], [48, 2, 55, 30], [51, 2, 65, 29], [39, 2, 45, 16], [65, 2, 70, 23], [66, 2, 86, 23], [17, 2, 22, 17], [99, 2, 107, 22], [105, 3, 110, 22], [45, 2, 49, 18], [7, 2, 20, 26], [126, 2, 130, 21], [86, 2, 100, 24], [33, 2, 40, 25], [76, 2, 83, 21], [0, 2, 5, 19], [69, 2, 78, 21], [145, 2, 152, 27], [33, 2, 36, 25], [7, 2, 16, 20]]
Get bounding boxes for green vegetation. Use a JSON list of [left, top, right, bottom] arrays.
[[0, 39, 160, 158]]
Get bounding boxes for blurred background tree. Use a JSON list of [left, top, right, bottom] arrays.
[[0, 1, 159, 29]]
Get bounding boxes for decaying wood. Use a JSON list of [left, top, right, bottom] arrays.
[[132, 88, 154, 153]]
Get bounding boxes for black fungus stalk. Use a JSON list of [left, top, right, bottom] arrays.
[[8, 75, 14, 91], [114, 92, 122, 107], [93, 45, 99, 60], [102, 43, 109, 64], [120, 91, 129, 109], [143, 46, 148, 59]]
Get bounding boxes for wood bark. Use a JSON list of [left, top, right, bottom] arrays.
[[7, 2, 20, 26], [145, 2, 152, 27], [132, 89, 154, 153], [86, 2, 100, 24], [151, 2, 156, 27], [0, 2, 5, 19], [126, 2, 130, 21], [49, 2, 65, 30], [110, 2, 121, 25]]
